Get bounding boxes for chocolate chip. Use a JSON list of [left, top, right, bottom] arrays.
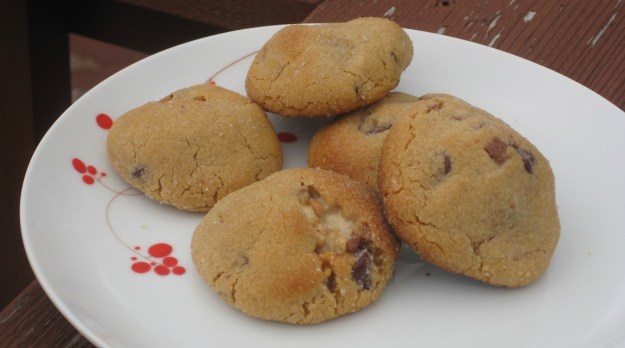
[[347, 224, 372, 252], [474, 122, 487, 129], [510, 141, 536, 174], [427, 102, 443, 112], [326, 272, 336, 292], [296, 184, 320, 203], [365, 123, 392, 135], [452, 114, 468, 121], [354, 85, 365, 100], [484, 138, 508, 164], [471, 241, 482, 255], [515, 148, 535, 174], [346, 235, 369, 253], [390, 52, 399, 63], [306, 185, 320, 199], [443, 153, 452, 175], [235, 255, 249, 267], [352, 249, 372, 290], [359, 116, 393, 135], [358, 108, 395, 135], [193, 96, 207, 102], [130, 166, 147, 179], [159, 94, 173, 102]]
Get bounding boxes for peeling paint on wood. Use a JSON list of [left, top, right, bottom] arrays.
[[587, 13, 617, 47], [383, 6, 396, 18], [523, 10, 536, 23]]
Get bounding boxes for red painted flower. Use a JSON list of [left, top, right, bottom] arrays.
[[96, 113, 113, 130], [277, 132, 297, 143], [131, 243, 186, 276], [72, 158, 106, 185]]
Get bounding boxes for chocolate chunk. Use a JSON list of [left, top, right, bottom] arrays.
[[358, 110, 394, 135], [347, 224, 372, 252], [352, 249, 372, 290], [452, 114, 468, 121], [354, 85, 365, 100], [306, 185, 320, 199], [443, 153, 452, 175], [515, 148, 535, 174], [159, 94, 173, 102], [390, 52, 399, 63], [193, 96, 207, 102], [474, 122, 487, 130], [235, 255, 249, 267], [427, 102, 443, 112], [359, 119, 392, 135], [484, 138, 508, 164], [326, 272, 336, 292], [296, 185, 320, 203], [130, 166, 147, 179], [366, 123, 392, 135], [346, 235, 369, 253]]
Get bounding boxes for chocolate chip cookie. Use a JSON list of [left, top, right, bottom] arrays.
[[107, 83, 283, 212], [191, 168, 400, 324], [378, 94, 560, 287], [245, 17, 413, 117], [308, 92, 420, 190]]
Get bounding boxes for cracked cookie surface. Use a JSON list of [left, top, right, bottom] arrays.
[[378, 94, 560, 287], [308, 92, 420, 190], [107, 84, 282, 212], [191, 168, 399, 324], [245, 17, 413, 117]]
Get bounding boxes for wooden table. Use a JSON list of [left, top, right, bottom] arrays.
[[1, 0, 623, 346]]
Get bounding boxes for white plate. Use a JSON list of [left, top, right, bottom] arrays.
[[21, 25, 625, 348]]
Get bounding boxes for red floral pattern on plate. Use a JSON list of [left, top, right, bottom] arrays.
[[131, 243, 186, 276], [72, 158, 107, 185], [96, 113, 113, 130], [70, 52, 303, 276], [68, 114, 187, 277], [277, 132, 297, 143]]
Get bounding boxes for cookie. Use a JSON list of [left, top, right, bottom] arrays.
[[378, 94, 560, 287], [191, 168, 400, 324], [245, 17, 413, 117], [308, 92, 420, 190], [107, 83, 282, 212]]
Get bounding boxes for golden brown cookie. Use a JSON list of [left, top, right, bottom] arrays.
[[107, 83, 282, 212], [191, 168, 400, 324], [245, 17, 413, 117], [378, 94, 560, 287], [308, 92, 420, 190]]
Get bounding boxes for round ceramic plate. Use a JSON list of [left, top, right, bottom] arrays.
[[21, 25, 625, 347]]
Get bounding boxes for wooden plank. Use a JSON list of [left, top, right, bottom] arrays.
[[0, 0, 35, 310], [27, 1, 73, 140], [304, 0, 625, 111], [117, 0, 322, 29], [0, 281, 93, 347], [68, 1, 226, 54], [68, 0, 322, 55]]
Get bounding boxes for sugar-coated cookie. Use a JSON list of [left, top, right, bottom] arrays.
[[191, 168, 400, 324], [107, 84, 282, 212], [245, 17, 413, 117], [378, 94, 560, 287], [308, 92, 420, 190]]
